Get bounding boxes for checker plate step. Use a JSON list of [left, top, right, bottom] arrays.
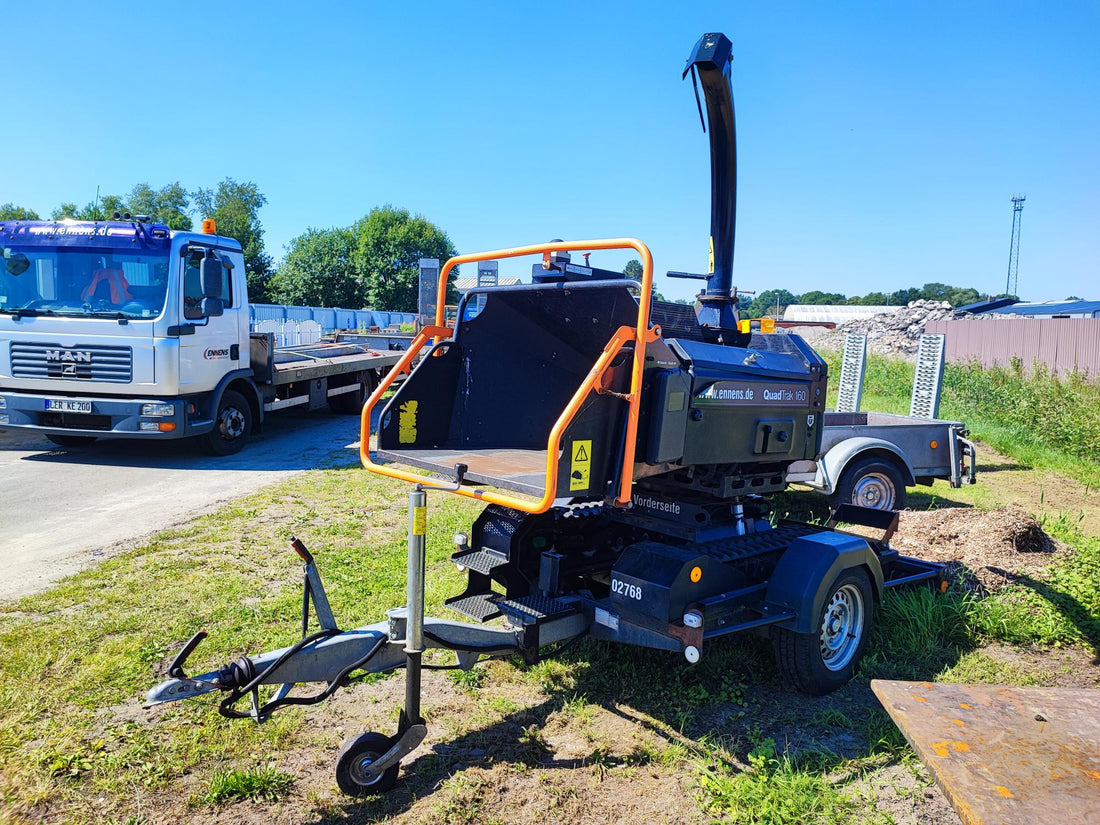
[[494, 594, 576, 624], [445, 593, 502, 622], [451, 547, 509, 576]]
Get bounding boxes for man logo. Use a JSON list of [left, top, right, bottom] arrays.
[[45, 349, 92, 363], [62, 364, 77, 376]]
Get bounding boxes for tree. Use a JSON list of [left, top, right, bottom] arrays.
[[192, 179, 273, 302], [623, 259, 643, 279], [269, 227, 360, 307], [890, 287, 921, 306], [128, 182, 192, 230], [351, 206, 458, 312], [797, 290, 847, 305], [859, 292, 889, 305], [0, 203, 40, 220], [745, 289, 796, 319]]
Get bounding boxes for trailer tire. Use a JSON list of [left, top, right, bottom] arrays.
[[46, 434, 98, 448], [203, 389, 252, 456], [330, 372, 376, 415], [832, 456, 907, 511], [771, 568, 873, 696], [335, 730, 399, 796]]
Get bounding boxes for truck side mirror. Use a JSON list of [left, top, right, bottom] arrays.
[[200, 297, 224, 318], [200, 256, 224, 299]]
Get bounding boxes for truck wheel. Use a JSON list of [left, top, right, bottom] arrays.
[[330, 373, 376, 415], [771, 568, 873, 696], [335, 731, 399, 796], [203, 390, 252, 456], [46, 434, 98, 448], [833, 456, 907, 511]]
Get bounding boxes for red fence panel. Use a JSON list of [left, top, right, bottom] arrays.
[[924, 318, 1100, 380]]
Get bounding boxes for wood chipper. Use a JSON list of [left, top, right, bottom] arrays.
[[147, 32, 943, 795]]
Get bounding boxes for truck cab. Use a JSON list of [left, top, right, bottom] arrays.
[[0, 218, 252, 450]]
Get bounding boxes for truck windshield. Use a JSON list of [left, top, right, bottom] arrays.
[[0, 246, 170, 319]]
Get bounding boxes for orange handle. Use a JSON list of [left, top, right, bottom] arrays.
[[362, 239, 655, 514]]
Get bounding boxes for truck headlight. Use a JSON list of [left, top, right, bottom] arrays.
[[141, 403, 175, 417], [0, 396, 7, 409], [0, 414, 8, 424]]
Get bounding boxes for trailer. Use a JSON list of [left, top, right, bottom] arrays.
[[786, 333, 978, 510], [145, 32, 947, 796]]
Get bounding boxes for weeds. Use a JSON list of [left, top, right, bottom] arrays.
[[192, 763, 294, 805]]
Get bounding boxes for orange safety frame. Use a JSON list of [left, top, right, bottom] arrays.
[[360, 239, 656, 514]]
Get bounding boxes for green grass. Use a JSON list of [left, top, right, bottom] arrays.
[[192, 763, 295, 805], [3, 352, 1099, 822]]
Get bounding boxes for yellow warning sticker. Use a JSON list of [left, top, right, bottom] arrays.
[[413, 506, 427, 536], [570, 440, 592, 492], [708, 236, 715, 274], [398, 400, 418, 444]]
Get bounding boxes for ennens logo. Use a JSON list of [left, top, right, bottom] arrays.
[[203, 348, 230, 360]]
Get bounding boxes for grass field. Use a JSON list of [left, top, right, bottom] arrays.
[[1, 353, 1098, 824]]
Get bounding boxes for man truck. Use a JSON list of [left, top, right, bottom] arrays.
[[0, 217, 401, 454]]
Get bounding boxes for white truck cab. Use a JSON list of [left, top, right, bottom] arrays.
[[0, 218, 398, 454]]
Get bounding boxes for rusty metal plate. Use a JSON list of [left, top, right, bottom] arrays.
[[871, 680, 1100, 825]]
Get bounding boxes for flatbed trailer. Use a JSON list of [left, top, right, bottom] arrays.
[[786, 410, 977, 510]]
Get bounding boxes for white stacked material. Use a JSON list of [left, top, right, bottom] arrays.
[[783, 305, 899, 324], [814, 300, 966, 358]]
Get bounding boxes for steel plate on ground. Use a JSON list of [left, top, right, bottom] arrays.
[[871, 679, 1100, 825]]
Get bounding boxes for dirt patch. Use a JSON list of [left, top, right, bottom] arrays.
[[890, 506, 1062, 593]]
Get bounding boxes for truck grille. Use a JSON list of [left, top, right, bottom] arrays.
[[10, 342, 133, 383]]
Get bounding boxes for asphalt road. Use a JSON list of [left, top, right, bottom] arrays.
[[0, 412, 366, 602]]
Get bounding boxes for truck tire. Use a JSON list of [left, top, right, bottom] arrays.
[[46, 434, 98, 448], [771, 568, 873, 696], [203, 390, 252, 456], [330, 372, 376, 415], [832, 456, 907, 511]]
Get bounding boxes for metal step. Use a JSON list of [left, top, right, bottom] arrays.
[[452, 547, 509, 576], [445, 593, 502, 622], [494, 594, 576, 625]]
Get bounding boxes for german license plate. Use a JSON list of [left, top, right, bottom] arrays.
[[46, 399, 92, 414]]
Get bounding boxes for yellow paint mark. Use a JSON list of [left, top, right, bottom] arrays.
[[951, 718, 964, 727], [569, 440, 592, 492], [1088, 770, 1100, 781], [398, 400, 418, 444], [914, 696, 928, 702], [931, 741, 970, 758], [995, 786, 1015, 799], [412, 506, 426, 536], [959, 703, 973, 709]]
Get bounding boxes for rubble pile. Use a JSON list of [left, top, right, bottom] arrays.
[[813, 300, 967, 357]]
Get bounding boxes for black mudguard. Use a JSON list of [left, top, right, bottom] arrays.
[[765, 531, 884, 634]]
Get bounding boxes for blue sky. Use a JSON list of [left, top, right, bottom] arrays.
[[2, 1, 1097, 303]]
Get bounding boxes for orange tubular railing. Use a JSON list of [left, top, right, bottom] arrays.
[[360, 239, 655, 514]]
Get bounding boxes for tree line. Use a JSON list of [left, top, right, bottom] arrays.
[[2, 186, 455, 310], [3, 186, 997, 314]]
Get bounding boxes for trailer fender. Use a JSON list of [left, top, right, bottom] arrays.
[[818, 437, 916, 494], [766, 531, 884, 634]]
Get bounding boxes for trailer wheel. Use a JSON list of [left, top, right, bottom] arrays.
[[335, 731, 399, 796], [46, 434, 98, 448], [330, 372, 376, 415], [833, 456, 907, 511], [203, 389, 252, 456], [772, 568, 873, 696]]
